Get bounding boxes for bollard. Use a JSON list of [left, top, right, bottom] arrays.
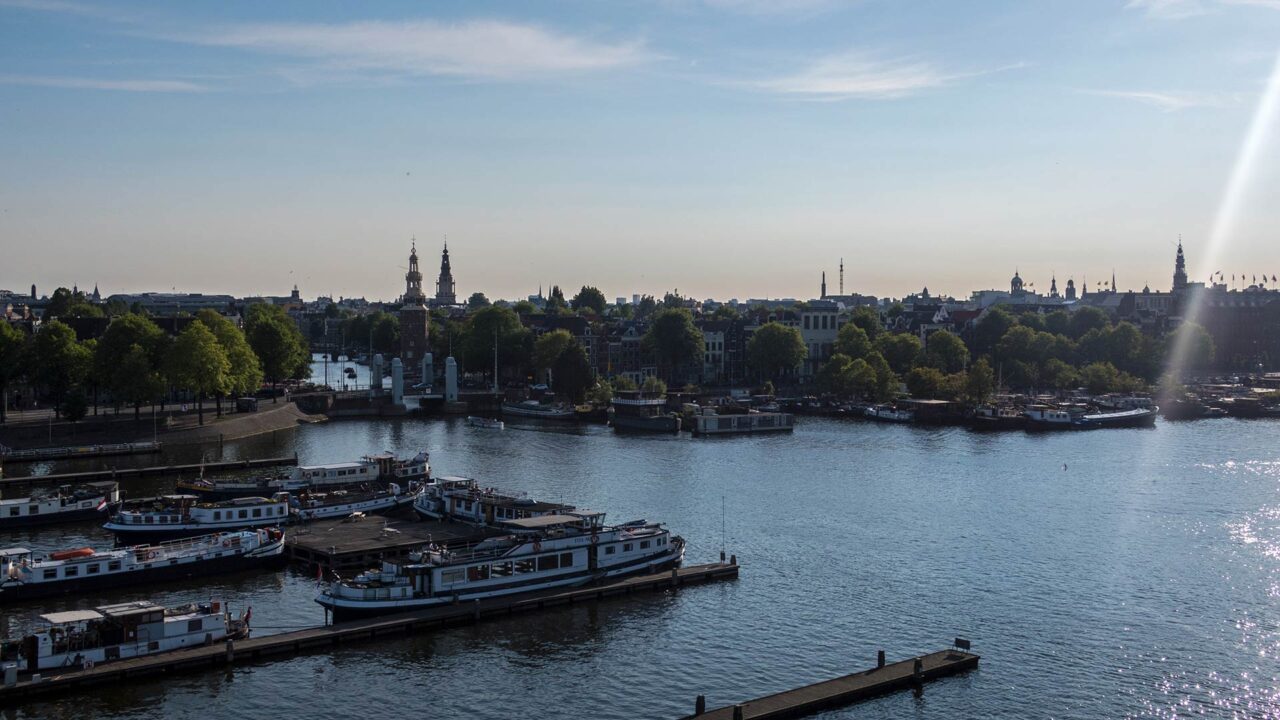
[[730, 554, 736, 566], [720, 550, 726, 562], [877, 649, 885, 668], [695, 695, 706, 715], [225, 638, 234, 663], [671, 567, 678, 586], [732, 705, 744, 720], [913, 657, 922, 677]]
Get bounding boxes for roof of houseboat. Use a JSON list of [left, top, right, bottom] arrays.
[[503, 514, 585, 529], [41, 609, 104, 625]]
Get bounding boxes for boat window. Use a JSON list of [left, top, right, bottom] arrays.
[[43, 569, 57, 579], [605, 546, 616, 555], [640, 540, 651, 549], [64, 566, 78, 577], [467, 565, 490, 581], [559, 552, 573, 566], [145, 516, 154, 524], [213, 511, 221, 520], [623, 543, 633, 552], [187, 619, 202, 632], [8, 507, 17, 517], [491, 561, 513, 577], [278, 507, 285, 515], [28, 505, 38, 515], [108, 561, 122, 571], [537, 555, 558, 571], [87, 564, 100, 574], [238, 510, 247, 519], [440, 569, 465, 584], [252, 509, 262, 518], [515, 559, 535, 574]]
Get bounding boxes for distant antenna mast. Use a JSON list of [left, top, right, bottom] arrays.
[[839, 258, 844, 295], [720, 495, 726, 558]]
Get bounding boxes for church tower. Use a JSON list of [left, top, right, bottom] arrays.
[[1010, 269, 1025, 295], [1173, 239, 1188, 292], [820, 272, 827, 299], [1049, 275, 1059, 299], [434, 242, 457, 306], [1065, 277, 1076, 301], [400, 240, 430, 366]]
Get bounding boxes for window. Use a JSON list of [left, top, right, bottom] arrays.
[[559, 552, 574, 567], [238, 510, 247, 519], [87, 564, 100, 574], [145, 516, 154, 524], [623, 543, 633, 552], [252, 509, 262, 518], [64, 566, 78, 577], [640, 540, 651, 549], [491, 561, 514, 577], [8, 508, 17, 517], [605, 546, 616, 555], [108, 560, 122, 571], [43, 569, 57, 580], [803, 316, 811, 329], [187, 619, 202, 632], [537, 555, 558, 571], [440, 569, 465, 584], [278, 507, 285, 515], [467, 565, 490, 581], [213, 511, 221, 521], [515, 559, 535, 574]]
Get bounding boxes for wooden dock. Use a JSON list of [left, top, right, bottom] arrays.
[[0, 456, 297, 489], [0, 560, 739, 705], [0, 441, 162, 463], [681, 649, 980, 719], [285, 515, 500, 570]]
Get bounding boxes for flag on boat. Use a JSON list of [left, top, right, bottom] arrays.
[[96, 498, 108, 512]]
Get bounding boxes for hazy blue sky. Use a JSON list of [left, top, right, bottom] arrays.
[[3, 0, 1280, 303]]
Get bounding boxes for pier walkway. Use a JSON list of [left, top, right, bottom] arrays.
[[0, 560, 739, 706], [0, 455, 297, 489]]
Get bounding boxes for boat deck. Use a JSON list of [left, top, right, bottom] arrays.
[[285, 512, 500, 569]]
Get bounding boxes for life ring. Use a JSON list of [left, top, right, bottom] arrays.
[[145, 551, 158, 561], [532, 541, 542, 552], [222, 540, 231, 548], [590, 534, 599, 544]]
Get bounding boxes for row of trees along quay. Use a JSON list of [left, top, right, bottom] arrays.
[[4, 284, 1220, 425], [0, 294, 309, 426]]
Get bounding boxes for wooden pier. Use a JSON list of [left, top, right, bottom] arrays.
[[682, 648, 980, 720], [285, 515, 500, 570], [0, 560, 739, 706], [0, 441, 162, 463], [0, 456, 297, 489]]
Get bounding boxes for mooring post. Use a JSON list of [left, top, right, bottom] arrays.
[[732, 704, 744, 720], [225, 638, 234, 663], [730, 554, 736, 566], [671, 567, 678, 586], [695, 695, 706, 715], [877, 649, 885, 668], [913, 656, 923, 695], [720, 550, 726, 562], [473, 599, 481, 621]]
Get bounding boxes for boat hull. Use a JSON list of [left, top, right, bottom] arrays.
[[501, 404, 578, 421], [0, 540, 285, 603], [105, 520, 284, 544], [611, 414, 681, 433], [0, 506, 113, 528]]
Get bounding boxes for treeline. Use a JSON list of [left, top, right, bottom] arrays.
[[0, 304, 309, 425]]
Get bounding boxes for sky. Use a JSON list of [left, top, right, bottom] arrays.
[[2, 0, 1280, 304]]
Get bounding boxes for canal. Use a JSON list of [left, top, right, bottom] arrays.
[[4, 416, 1278, 718]]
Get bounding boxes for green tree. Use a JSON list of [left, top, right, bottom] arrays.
[[611, 375, 638, 392], [551, 339, 593, 403], [1165, 322, 1215, 374], [972, 306, 1014, 357], [588, 377, 614, 406], [996, 325, 1039, 365], [1040, 358, 1079, 390], [1018, 313, 1047, 332], [964, 357, 995, 403], [1068, 307, 1110, 339], [571, 286, 607, 315], [746, 321, 806, 384], [461, 305, 531, 382], [244, 304, 309, 401], [197, 310, 264, 417], [906, 366, 947, 399], [114, 343, 165, 421], [511, 300, 536, 315], [712, 305, 740, 321], [324, 302, 340, 319], [1080, 361, 1120, 395], [642, 308, 705, 384], [1044, 310, 1071, 336], [865, 351, 897, 401], [849, 306, 882, 342], [0, 323, 26, 423], [165, 322, 229, 425], [27, 320, 92, 417], [635, 295, 657, 320], [94, 314, 167, 419], [467, 292, 490, 310], [875, 332, 922, 375], [923, 330, 968, 373], [546, 285, 568, 313], [60, 389, 89, 425], [834, 323, 873, 361], [370, 312, 400, 356], [815, 353, 858, 397], [641, 376, 667, 395], [45, 287, 103, 319], [533, 329, 576, 384]]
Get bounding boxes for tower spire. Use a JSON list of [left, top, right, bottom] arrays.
[[839, 258, 844, 295]]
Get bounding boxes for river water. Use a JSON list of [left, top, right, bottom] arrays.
[[4, 415, 1278, 719]]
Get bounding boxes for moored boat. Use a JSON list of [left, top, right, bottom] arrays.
[[864, 405, 914, 424], [176, 451, 429, 500], [104, 495, 290, 542], [691, 408, 794, 435], [291, 484, 408, 522], [0, 600, 249, 672], [466, 416, 505, 430], [1073, 406, 1159, 429], [0, 528, 285, 602], [316, 511, 683, 622], [969, 405, 1025, 431], [501, 400, 578, 421], [412, 477, 573, 526], [610, 391, 681, 433], [1023, 405, 1079, 430], [0, 482, 119, 527]]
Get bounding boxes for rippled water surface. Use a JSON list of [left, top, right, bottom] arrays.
[[7, 416, 1280, 719]]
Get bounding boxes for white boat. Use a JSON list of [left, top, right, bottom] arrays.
[[291, 484, 407, 521], [466, 416, 505, 430], [501, 400, 577, 421], [412, 477, 573, 526], [0, 482, 119, 527], [691, 409, 794, 435], [1023, 405, 1078, 430], [316, 511, 684, 621], [0, 529, 285, 602], [0, 600, 249, 672], [864, 405, 914, 423], [104, 495, 290, 542], [177, 451, 429, 500]]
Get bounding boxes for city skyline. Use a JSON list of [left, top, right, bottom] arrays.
[[3, 1, 1280, 300]]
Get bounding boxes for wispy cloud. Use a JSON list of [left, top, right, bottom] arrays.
[[751, 53, 1007, 101], [0, 74, 206, 92], [1128, 0, 1280, 18], [1083, 88, 1234, 111], [182, 20, 651, 82]]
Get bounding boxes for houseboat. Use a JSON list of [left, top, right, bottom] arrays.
[[610, 391, 681, 433], [969, 405, 1026, 430], [501, 400, 578, 421], [691, 408, 795, 436], [0, 482, 119, 527], [177, 451, 429, 500], [412, 477, 574, 526], [1073, 406, 1159, 429], [316, 511, 683, 621], [1023, 405, 1079, 430], [291, 484, 407, 522], [104, 495, 290, 542], [466, 416, 505, 430], [0, 529, 284, 602], [864, 405, 915, 424], [0, 600, 249, 672]]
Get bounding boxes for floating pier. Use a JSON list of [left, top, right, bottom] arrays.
[[682, 648, 980, 720], [0, 560, 739, 705], [285, 516, 501, 570], [0, 441, 162, 463], [0, 456, 297, 489]]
